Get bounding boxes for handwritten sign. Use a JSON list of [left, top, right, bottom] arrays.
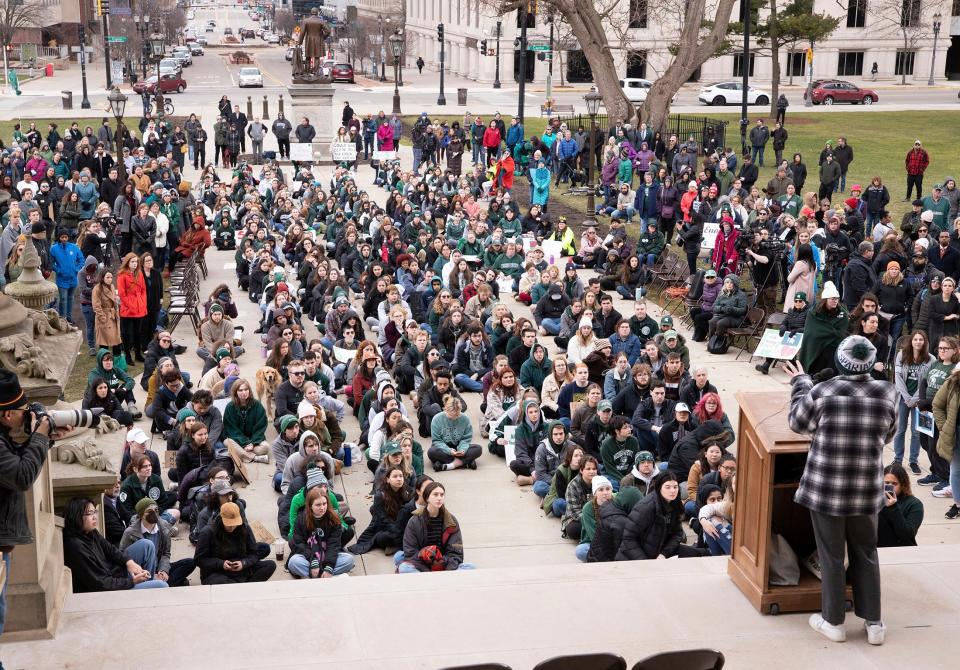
[[373, 150, 397, 161], [753, 328, 803, 360], [701, 221, 720, 249], [331, 143, 358, 162], [290, 142, 323, 162]]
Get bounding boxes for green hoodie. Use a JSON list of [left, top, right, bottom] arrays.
[[513, 399, 547, 462], [493, 251, 524, 278], [519, 343, 551, 391], [600, 432, 640, 481], [223, 398, 269, 445], [287, 486, 344, 539], [88, 348, 134, 393]]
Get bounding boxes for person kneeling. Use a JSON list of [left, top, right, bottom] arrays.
[[194, 502, 277, 585], [287, 486, 355, 578]]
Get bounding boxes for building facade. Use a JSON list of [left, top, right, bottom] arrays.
[[355, 0, 958, 85]]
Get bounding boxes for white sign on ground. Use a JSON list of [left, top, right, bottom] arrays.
[[290, 142, 323, 161]]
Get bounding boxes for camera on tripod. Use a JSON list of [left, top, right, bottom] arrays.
[[759, 238, 786, 259], [25, 402, 102, 431]]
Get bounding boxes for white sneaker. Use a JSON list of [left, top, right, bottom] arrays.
[[253, 454, 269, 464], [865, 621, 886, 645], [932, 486, 953, 498], [809, 613, 846, 642]]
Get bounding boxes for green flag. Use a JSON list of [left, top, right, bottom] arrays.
[[8, 70, 20, 96]]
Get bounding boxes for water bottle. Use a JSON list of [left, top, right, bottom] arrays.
[[343, 443, 353, 467], [549, 254, 555, 266]]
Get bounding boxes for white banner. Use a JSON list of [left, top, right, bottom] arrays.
[[701, 221, 720, 249], [373, 150, 397, 160], [331, 143, 358, 162], [289, 142, 323, 161]]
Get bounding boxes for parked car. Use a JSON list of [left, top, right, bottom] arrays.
[[238, 66, 263, 87], [618, 78, 677, 104], [805, 79, 878, 105], [266, 33, 280, 44], [171, 47, 192, 66], [133, 73, 187, 95], [698, 81, 770, 106], [196, 36, 208, 46], [330, 62, 355, 83], [186, 42, 204, 56], [159, 57, 182, 74]]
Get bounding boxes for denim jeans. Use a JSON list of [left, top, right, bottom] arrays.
[[58, 286, 76, 322], [272, 471, 283, 492], [704, 521, 733, 556], [611, 206, 636, 221], [398, 561, 476, 573], [0, 551, 9, 635], [81, 303, 96, 348], [472, 144, 484, 166], [575, 542, 590, 562], [951, 444, 960, 505], [124, 538, 171, 589], [641, 253, 658, 268], [865, 211, 880, 236], [892, 400, 921, 465], [751, 145, 765, 166], [454, 373, 483, 392], [551, 498, 567, 517], [540, 317, 561, 335], [532, 480, 550, 498], [288, 551, 355, 577]]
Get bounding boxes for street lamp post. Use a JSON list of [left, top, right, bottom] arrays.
[[928, 11, 942, 86], [583, 87, 602, 226], [133, 14, 151, 82], [377, 14, 387, 82], [493, 19, 502, 89], [108, 86, 128, 179], [78, 24, 91, 109], [148, 32, 165, 117], [389, 30, 404, 115], [437, 23, 446, 105]]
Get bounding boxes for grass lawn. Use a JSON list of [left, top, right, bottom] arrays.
[[405, 110, 960, 221]]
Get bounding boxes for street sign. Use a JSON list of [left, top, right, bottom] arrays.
[[528, 44, 550, 52], [106, 36, 128, 43]]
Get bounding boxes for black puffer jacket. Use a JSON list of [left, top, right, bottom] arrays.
[[587, 498, 631, 563], [667, 420, 729, 478], [615, 492, 685, 561]]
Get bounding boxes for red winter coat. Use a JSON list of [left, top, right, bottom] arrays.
[[483, 127, 502, 151], [711, 228, 740, 277], [377, 123, 395, 151], [117, 270, 147, 318], [494, 156, 515, 191]]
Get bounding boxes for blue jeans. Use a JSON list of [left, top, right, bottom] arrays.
[[455, 373, 483, 392], [287, 551, 355, 577], [892, 401, 921, 465], [683, 499, 698, 518], [611, 206, 636, 221], [575, 542, 590, 562], [751, 145, 765, 166], [865, 211, 880, 236], [704, 521, 733, 556], [558, 417, 571, 431], [951, 444, 960, 505], [540, 317, 561, 335], [0, 551, 9, 636], [472, 144, 484, 165], [124, 538, 170, 589], [532, 480, 550, 498], [616, 286, 636, 300], [398, 561, 476, 573], [272, 471, 283, 492], [81, 303, 96, 348], [551, 498, 567, 517], [58, 286, 76, 322], [641, 253, 657, 268], [413, 147, 422, 171]]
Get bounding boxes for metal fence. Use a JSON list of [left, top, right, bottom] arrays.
[[555, 113, 730, 154]]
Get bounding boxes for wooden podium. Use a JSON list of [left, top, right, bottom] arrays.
[[727, 392, 851, 615]]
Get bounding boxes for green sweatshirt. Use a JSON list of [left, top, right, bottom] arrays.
[[600, 434, 640, 480], [223, 400, 268, 445], [430, 412, 473, 455], [287, 487, 343, 539]]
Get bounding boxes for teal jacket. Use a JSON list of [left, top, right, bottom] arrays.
[[88, 348, 134, 393], [519, 343, 551, 391], [430, 411, 473, 455]]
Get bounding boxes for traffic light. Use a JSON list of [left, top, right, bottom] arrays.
[[480, 39, 487, 53], [97, 0, 110, 16], [437, 23, 444, 41], [514, 37, 520, 48]]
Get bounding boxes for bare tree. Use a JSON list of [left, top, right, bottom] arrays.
[[867, 0, 940, 84], [489, 0, 737, 130], [274, 9, 297, 38], [0, 0, 48, 50]]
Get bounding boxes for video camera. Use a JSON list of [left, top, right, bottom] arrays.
[[25, 403, 102, 432], [759, 238, 786, 259]]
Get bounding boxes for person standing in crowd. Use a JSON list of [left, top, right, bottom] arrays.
[[905, 139, 930, 202], [785, 336, 897, 646]]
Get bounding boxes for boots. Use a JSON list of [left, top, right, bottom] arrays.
[[755, 359, 772, 375]]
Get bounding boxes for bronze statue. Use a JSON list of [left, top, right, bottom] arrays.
[[292, 7, 332, 82]]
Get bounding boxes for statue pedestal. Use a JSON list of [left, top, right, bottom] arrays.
[[287, 82, 336, 166], [2, 460, 71, 641]]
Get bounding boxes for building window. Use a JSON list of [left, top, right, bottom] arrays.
[[847, 0, 867, 27], [895, 49, 916, 75], [788, 51, 806, 77], [837, 51, 864, 76], [566, 50, 594, 83], [733, 53, 756, 77], [902, 0, 921, 26], [629, 0, 648, 28], [626, 50, 647, 78]]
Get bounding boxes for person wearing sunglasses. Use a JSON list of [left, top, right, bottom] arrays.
[[757, 291, 809, 374]]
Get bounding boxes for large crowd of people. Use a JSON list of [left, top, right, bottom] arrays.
[[3, 98, 955, 647]]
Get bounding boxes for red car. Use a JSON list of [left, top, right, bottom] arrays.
[[331, 63, 355, 83], [807, 79, 878, 105], [133, 73, 187, 94]]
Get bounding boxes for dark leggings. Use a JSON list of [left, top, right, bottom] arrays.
[[686, 251, 699, 276], [428, 444, 482, 467], [201, 560, 276, 585], [277, 138, 290, 158], [119, 317, 142, 360], [921, 428, 951, 481], [509, 459, 533, 477]]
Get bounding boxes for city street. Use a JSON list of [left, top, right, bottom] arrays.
[[3, 0, 960, 123]]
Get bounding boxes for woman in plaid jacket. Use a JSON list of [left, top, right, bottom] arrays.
[[785, 335, 898, 646]]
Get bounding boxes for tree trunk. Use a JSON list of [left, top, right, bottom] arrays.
[[556, 0, 635, 123], [788, 49, 794, 86], [901, 30, 907, 85], [768, 0, 780, 118], [641, 0, 738, 131]]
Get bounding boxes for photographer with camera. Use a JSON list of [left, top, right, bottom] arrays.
[[822, 216, 853, 300], [744, 227, 783, 319], [0, 370, 56, 637]]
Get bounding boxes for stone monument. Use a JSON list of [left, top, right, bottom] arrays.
[[1, 241, 83, 405], [288, 7, 336, 164]]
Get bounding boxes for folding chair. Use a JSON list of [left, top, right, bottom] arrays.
[[630, 649, 724, 670], [533, 653, 627, 670], [726, 307, 766, 360]]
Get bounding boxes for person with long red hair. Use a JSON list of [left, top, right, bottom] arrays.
[[693, 392, 733, 447]]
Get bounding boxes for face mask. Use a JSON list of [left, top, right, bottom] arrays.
[[144, 510, 159, 524]]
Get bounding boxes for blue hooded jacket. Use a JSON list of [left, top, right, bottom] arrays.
[[49, 238, 85, 288]]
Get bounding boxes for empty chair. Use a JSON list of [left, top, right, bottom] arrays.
[[631, 648, 724, 670], [533, 653, 627, 670]]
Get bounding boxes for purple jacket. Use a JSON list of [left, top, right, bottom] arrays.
[[700, 280, 722, 312]]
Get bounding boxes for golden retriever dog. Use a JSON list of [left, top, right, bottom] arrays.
[[255, 366, 280, 421]]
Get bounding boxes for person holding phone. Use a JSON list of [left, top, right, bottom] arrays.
[[194, 502, 276, 585], [878, 464, 924, 547]]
